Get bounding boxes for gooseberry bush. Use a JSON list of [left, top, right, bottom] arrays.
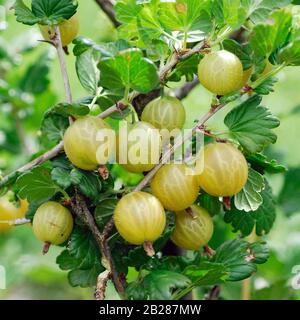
[[1, 0, 300, 300]]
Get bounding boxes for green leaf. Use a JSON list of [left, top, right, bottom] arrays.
[[246, 153, 287, 174], [73, 37, 131, 58], [76, 48, 101, 94], [254, 77, 278, 95], [127, 271, 191, 300], [211, 238, 269, 281], [183, 239, 269, 289], [41, 102, 89, 143], [16, 167, 62, 203], [250, 9, 292, 58], [248, 0, 292, 24], [126, 281, 147, 300], [13, 0, 78, 25], [51, 155, 73, 171], [223, 39, 253, 70], [32, 0, 78, 24], [51, 167, 72, 189], [168, 54, 201, 82], [278, 168, 300, 216], [13, 0, 40, 25], [146, 39, 170, 62], [41, 114, 69, 142], [197, 193, 222, 216], [95, 199, 118, 230], [45, 102, 90, 118], [115, 0, 141, 23], [224, 95, 280, 153], [158, 0, 211, 41], [19, 51, 52, 94], [183, 264, 228, 290], [278, 38, 300, 66], [249, 241, 270, 264], [137, 4, 163, 44], [70, 169, 102, 200], [146, 271, 191, 300], [0, 172, 21, 194], [68, 227, 100, 269], [234, 168, 265, 212], [56, 250, 81, 270], [224, 182, 276, 236], [97, 88, 126, 120], [212, 0, 249, 28], [68, 263, 102, 288], [222, 0, 249, 28], [99, 48, 159, 93]]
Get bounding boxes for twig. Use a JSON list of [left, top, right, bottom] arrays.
[[205, 285, 221, 300], [174, 78, 199, 100], [160, 43, 204, 81], [71, 192, 126, 298], [0, 141, 65, 186], [0, 218, 31, 226], [53, 26, 73, 105], [94, 0, 121, 27], [134, 103, 226, 192], [96, 270, 111, 300]]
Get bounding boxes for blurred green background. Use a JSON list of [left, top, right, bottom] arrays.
[[1, 0, 300, 300]]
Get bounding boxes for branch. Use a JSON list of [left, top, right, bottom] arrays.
[[205, 285, 221, 300], [174, 77, 199, 100], [94, 0, 121, 27], [96, 270, 111, 300], [53, 26, 73, 105], [71, 192, 126, 299], [0, 218, 31, 226], [159, 42, 205, 81], [134, 103, 227, 192], [2, 44, 203, 184]]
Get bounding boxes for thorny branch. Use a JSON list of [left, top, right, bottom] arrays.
[[1, 48, 203, 185], [71, 192, 126, 299]]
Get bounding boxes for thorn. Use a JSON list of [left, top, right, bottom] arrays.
[[37, 39, 56, 48]]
